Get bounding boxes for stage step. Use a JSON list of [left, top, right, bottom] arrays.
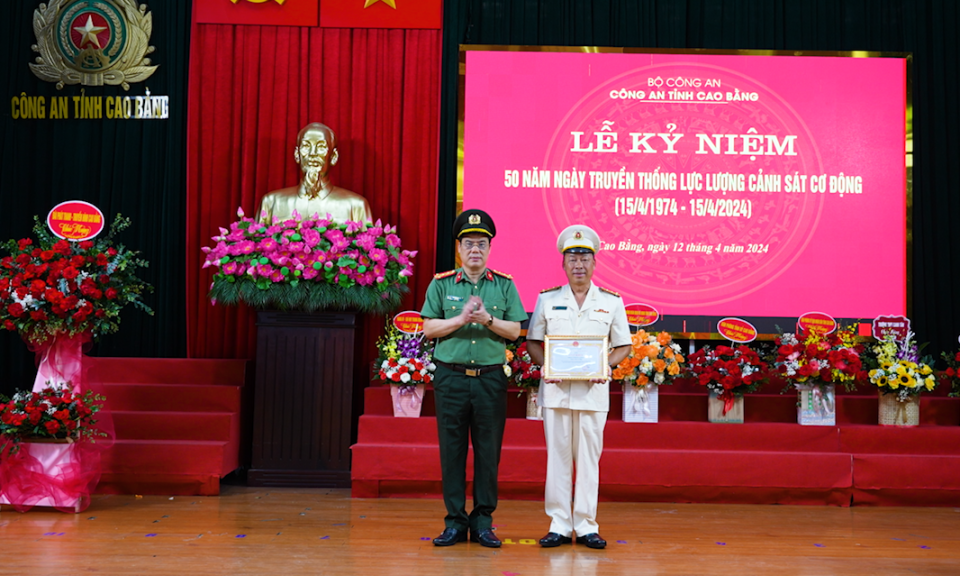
[[103, 383, 242, 412], [89, 357, 247, 385], [362, 382, 960, 425], [112, 411, 238, 442], [352, 400, 960, 506], [87, 357, 249, 496]]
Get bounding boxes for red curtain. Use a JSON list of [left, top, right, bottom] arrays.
[[185, 25, 441, 360]]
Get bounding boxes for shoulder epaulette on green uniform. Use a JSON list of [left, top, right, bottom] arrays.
[[540, 285, 562, 293], [490, 268, 513, 279], [599, 286, 621, 297], [434, 269, 456, 279]]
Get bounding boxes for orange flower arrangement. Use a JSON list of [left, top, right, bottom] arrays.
[[613, 330, 685, 387]]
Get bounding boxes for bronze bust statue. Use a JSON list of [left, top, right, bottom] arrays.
[[257, 123, 373, 224]]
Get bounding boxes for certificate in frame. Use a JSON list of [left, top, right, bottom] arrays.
[[543, 335, 609, 380]]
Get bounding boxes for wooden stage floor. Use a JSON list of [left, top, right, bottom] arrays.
[[2, 487, 959, 575]]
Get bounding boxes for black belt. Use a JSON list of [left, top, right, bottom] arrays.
[[435, 360, 502, 377]]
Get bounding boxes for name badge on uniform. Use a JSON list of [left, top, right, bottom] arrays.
[[595, 309, 609, 314], [446, 295, 464, 302], [552, 306, 568, 310]]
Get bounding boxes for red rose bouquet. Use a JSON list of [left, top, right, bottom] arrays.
[[686, 344, 769, 414], [0, 385, 106, 451], [939, 350, 960, 397], [0, 215, 153, 344], [508, 340, 542, 392]]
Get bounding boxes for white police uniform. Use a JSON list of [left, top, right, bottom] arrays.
[[526, 226, 631, 539]]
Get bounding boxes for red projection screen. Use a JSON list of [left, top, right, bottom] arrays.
[[458, 47, 910, 335]]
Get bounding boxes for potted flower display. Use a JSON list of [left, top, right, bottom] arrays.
[[202, 209, 416, 313], [1, 215, 153, 390], [774, 325, 864, 425], [686, 344, 768, 423], [508, 339, 543, 420], [0, 384, 107, 512], [613, 330, 685, 423], [373, 322, 435, 417], [866, 332, 936, 426]]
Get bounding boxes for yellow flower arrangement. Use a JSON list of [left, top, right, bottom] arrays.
[[867, 333, 936, 401]]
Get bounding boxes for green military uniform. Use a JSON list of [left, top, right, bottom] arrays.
[[421, 267, 526, 533]]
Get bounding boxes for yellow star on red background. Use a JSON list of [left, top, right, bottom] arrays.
[[74, 15, 107, 49], [364, 0, 397, 8]]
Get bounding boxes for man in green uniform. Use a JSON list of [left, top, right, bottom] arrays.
[[421, 209, 527, 548]]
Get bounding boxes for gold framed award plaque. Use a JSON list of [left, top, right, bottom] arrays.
[[543, 335, 609, 380]]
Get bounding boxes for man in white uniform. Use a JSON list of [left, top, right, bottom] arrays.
[[526, 225, 632, 550]]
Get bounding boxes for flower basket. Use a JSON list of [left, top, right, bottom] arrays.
[[864, 333, 936, 419], [613, 330, 685, 389], [878, 391, 919, 427], [0, 382, 109, 514], [774, 326, 864, 397], [525, 389, 543, 420], [708, 391, 744, 423], [202, 210, 416, 314], [623, 382, 658, 423], [796, 383, 836, 426], [372, 320, 435, 418], [0, 383, 107, 515], [390, 384, 424, 418], [686, 344, 767, 424]]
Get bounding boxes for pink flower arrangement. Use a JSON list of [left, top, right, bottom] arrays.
[[201, 209, 416, 313]]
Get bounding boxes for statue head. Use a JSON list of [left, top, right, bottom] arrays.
[[294, 123, 339, 176]]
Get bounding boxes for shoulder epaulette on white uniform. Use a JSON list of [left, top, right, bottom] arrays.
[[599, 286, 621, 297], [540, 286, 562, 293], [434, 269, 456, 279]]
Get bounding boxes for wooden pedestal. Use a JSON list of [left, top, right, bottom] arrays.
[[248, 310, 356, 487]]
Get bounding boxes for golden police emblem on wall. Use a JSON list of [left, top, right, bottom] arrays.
[[30, 0, 158, 90]]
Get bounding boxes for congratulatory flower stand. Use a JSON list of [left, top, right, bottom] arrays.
[[0, 213, 148, 512]]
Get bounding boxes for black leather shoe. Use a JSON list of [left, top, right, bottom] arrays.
[[539, 532, 572, 547], [470, 528, 502, 548], [576, 533, 607, 549], [433, 527, 467, 546]]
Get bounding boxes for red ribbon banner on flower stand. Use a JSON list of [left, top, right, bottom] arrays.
[[393, 310, 424, 334], [624, 303, 659, 327], [797, 311, 837, 336], [873, 315, 911, 341], [717, 317, 758, 343], [46, 201, 105, 242]]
